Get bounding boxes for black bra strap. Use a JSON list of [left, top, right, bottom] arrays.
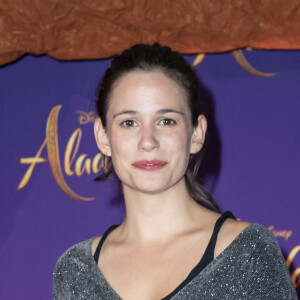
[[93, 211, 236, 266], [201, 211, 236, 264], [161, 211, 236, 300], [93, 225, 119, 264]]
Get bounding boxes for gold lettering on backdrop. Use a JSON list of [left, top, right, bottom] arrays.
[[286, 246, 300, 288], [92, 153, 103, 174], [268, 226, 293, 241], [46, 106, 94, 201], [64, 128, 107, 177], [17, 139, 47, 190], [64, 128, 82, 176], [76, 110, 97, 124], [75, 154, 91, 176], [18, 105, 107, 201]]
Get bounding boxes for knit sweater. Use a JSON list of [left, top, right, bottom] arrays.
[[53, 223, 297, 299]]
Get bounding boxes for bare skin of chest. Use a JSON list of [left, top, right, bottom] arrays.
[[95, 229, 212, 300], [92, 218, 249, 300], [91, 219, 216, 300]]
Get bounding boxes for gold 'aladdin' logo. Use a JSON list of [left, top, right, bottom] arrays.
[[17, 105, 108, 201]]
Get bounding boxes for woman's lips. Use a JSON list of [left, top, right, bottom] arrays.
[[132, 160, 167, 171]]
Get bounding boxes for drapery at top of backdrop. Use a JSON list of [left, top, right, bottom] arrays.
[[2, 0, 300, 66], [53, 44, 297, 300]]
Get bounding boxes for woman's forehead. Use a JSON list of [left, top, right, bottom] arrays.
[[108, 70, 189, 114]]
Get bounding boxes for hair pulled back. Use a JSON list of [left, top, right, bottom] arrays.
[[95, 43, 219, 212]]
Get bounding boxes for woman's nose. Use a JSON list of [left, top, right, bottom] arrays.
[[138, 126, 159, 152]]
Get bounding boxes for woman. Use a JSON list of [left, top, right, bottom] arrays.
[[53, 44, 297, 299]]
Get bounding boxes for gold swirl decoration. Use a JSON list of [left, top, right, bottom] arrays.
[[286, 246, 300, 288], [192, 54, 206, 67], [192, 49, 276, 77]]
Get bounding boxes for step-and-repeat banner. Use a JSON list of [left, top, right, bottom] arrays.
[[0, 51, 299, 298]]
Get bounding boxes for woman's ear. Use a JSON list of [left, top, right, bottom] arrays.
[[94, 118, 111, 156], [190, 115, 207, 154]]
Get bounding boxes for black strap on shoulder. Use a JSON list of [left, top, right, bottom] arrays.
[[201, 211, 236, 265], [161, 211, 236, 300], [93, 225, 119, 264]]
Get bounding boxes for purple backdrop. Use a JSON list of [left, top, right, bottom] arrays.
[[0, 50, 299, 299]]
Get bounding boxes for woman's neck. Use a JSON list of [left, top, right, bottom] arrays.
[[118, 178, 209, 244]]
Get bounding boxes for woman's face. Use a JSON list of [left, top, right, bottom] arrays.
[[94, 70, 206, 194]]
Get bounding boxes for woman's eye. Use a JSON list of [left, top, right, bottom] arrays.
[[159, 119, 176, 126], [121, 120, 137, 127]]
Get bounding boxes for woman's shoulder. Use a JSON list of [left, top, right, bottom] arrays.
[[54, 237, 96, 271], [237, 222, 282, 250], [53, 236, 104, 299], [217, 217, 282, 257], [215, 212, 280, 258], [204, 210, 247, 255], [54, 224, 118, 270], [229, 221, 278, 245]]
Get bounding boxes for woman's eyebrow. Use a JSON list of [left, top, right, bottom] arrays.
[[156, 109, 184, 115], [113, 109, 184, 119], [113, 110, 137, 118]]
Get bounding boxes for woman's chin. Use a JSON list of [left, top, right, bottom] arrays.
[[123, 176, 184, 195], [125, 183, 168, 194]]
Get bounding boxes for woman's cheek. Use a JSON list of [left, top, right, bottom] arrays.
[[163, 129, 190, 151], [110, 130, 135, 158]]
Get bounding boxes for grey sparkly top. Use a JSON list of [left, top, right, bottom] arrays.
[[53, 223, 297, 299]]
